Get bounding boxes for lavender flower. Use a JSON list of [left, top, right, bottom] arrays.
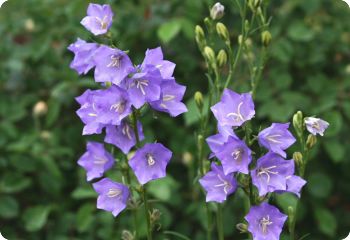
[[284, 175, 307, 198], [67, 38, 98, 75], [129, 143, 172, 185], [216, 135, 252, 174], [93, 178, 130, 217], [141, 47, 176, 78], [104, 120, 144, 154], [245, 202, 287, 240], [126, 66, 162, 109], [149, 79, 187, 117], [305, 117, 329, 136], [258, 123, 296, 158], [199, 163, 237, 203], [81, 3, 113, 36], [93, 45, 134, 85], [251, 152, 294, 196], [211, 89, 255, 128], [78, 142, 115, 181], [206, 124, 237, 158]]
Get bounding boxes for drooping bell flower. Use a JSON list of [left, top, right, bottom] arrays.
[[81, 3, 113, 36], [304, 117, 329, 136], [141, 47, 176, 79]]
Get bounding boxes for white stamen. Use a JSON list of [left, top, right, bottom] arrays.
[[226, 102, 244, 122], [259, 215, 273, 234], [231, 148, 244, 162], [136, 80, 149, 95], [110, 101, 125, 113], [214, 174, 232, 194], [88, 113, 97, 117], [107, 55, 122, 68], [146, 153, 155, 166], [122, 124, 132, 140], [266, 134, 282, 144], [155, 64, 162, 69], [257, 166, 278, 183], [96, 15, 108, 29], [107, 188, 122, 198], [163, 95, 175, 102], [93, 155, 107, 165], [160, 103, 167, 109]]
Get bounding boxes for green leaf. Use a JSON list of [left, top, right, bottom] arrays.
[[148, 176, 179, 203], [323, 111, 343, 137], [287, 21, 314, 42], [0, 196, 19, 219], [1, 173, 32, 193], [324, 139, 345, 163], [307, 173, 333, 198], [23, 205, 51, 232], [157, 19, 182, 43], [275, 193, 298, 213], [76, 203, 95, 233], [314, 207, 337, 237], [71, 187, 97, 199], [184, 96, 209, 126]]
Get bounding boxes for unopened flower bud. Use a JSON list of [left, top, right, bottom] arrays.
[[306, 134, 317, 149], [261, 30, 272, 46], [216, 22, 230, 45], [195, 25, 206, 50], [204, 46, 217, 68], [150, 208, 162, 225], [210, 2, 225, 20], [238, 35, 243, 45], [236, 223, 248, 233], [293, 111, 303, 136], [33, 101, 48, 117], [249, 0, 261, 10], [121, 230, 135, 240], [194, 91, 204, 111], [288, 206, 295, 228], [293, 152, 303, 167], [197, 134, 204, 150], [217, 49, 227, 67], [182, 152, 193, 166], [25, 18, 35, 32], [244, 20, 250, 33], [204, 17, 211, 29]]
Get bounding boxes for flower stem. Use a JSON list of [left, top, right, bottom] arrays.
[[205, 204, 213, 240], [142, 186, 153, 240], [216, 204, 224, 240]]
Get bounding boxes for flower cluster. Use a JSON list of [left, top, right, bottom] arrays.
[[200, 88, 328, 239], [69, 3, 186, 217]]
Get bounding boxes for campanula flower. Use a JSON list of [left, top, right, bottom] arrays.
[[216, 135, 252, 174], [78, 142, 115, 181], [251, 152, 294, 196], [304, 117, 329, 136], [93, 45, 134, 85], [149, 79, 187, 117], [141, 47, 176, 78], [283, 175, 306, 198], [128, 143, 172, 185], [211, 89, 255, 127], [258, 123, 296, 158], [93, 178, 130, 217], [104, 120, 144, 154], [206, 124, 237, 158], [67, 38, 98, 75], [199, 163, 237, 203], [81, 3, 113, 36], [245, 202, 287, 240]]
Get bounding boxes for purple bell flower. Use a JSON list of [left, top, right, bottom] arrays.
[[216, 135, 252, 174], [78, 142, 115, 181], [81, 3, 113, 36], [93, 178, 130, 217], [304, 117, 329, 136], [149, 79, 187, 117], [211, 89, 255, 128], [67, 38, 98, 75], [104, 120, 144, 154], [129, 143, 172, 185], [93, 45, 134, 85], [258, 123, 296, 158], [282, 175, 306, 198], [199, 163, 237, 203], [251, 152, 295, 196], [141, 47, 176, 78], [245, 202, 287, 240]]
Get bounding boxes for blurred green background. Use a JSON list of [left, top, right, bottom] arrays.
[[0, 0, 349, 239]]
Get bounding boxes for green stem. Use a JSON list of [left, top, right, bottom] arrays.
[[205, 204, 213, 240], [217, 204, 224, 240], [142, 186, 153, 240]]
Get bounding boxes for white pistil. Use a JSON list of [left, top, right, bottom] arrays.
[[266, 134, 282, 144], [96, 15, 108, 29], [231, 148, 243, 162], [257, 166, 278, 183], [163, 95, 175, 102], [136, 80, 149, 95], [107, 55, 122, 68], [312, 122, 320, 130], [107, 188, 122, 198], [110, 101, 125, 113], [214, 174, 232, 194], [226, 102, 244, 122], [93, 155, 107, 165], [88, 113, 97, 117], [146, 153, 155, 166], [122, 124, 132, 140], [259, 215, 273, 234]]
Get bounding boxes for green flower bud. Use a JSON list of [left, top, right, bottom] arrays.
[[217, 49, 228, 68], [210, 2, 225, 20], [293, 152, 303, 167], [105, 81, 112, 88], [195, 25, 206, 50], [238, 34, 243, 45], [33, 101, 48, 117], [150, 208, 162, 225], [216, 22, 230, 45], [197, 134, 204, 150], [288, 206, 294, 225], [293, 111, 303, 136], [204, 17, 211, 30], [261, 30, 272, 46], [194, 91, 204, 111], [306, 134, 317, 149], [121, 230, 135, 240], [236, 223, 248, 233], [244, 20, 250, 33], [204, 46, 217, 68]]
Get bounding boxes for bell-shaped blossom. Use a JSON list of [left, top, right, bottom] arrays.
[[104, 120, 144, 154], [258, 123, 296, 158], [304, 117, 329, 136], [93, 85, 132, 125], [216, 135, 252, 174], [199, 163, 237, 203], [211, 89, 255, 127], [129, 143, 172, 185], [93, 178, 130, 217], [206, 124, 237, 158], [81, 3, 113, 36], [78, 142, 115, 181], [93, 46, 134, 85], [126, 66, 162, 109], [278, 175, 306, 198], [245, 202, 287, 240], [76, 89, 106, 135], [150, 79, 187, 117], [251, 152, 295, 196], [141, 47, 176, 78], [67, 38, 98, 75]]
